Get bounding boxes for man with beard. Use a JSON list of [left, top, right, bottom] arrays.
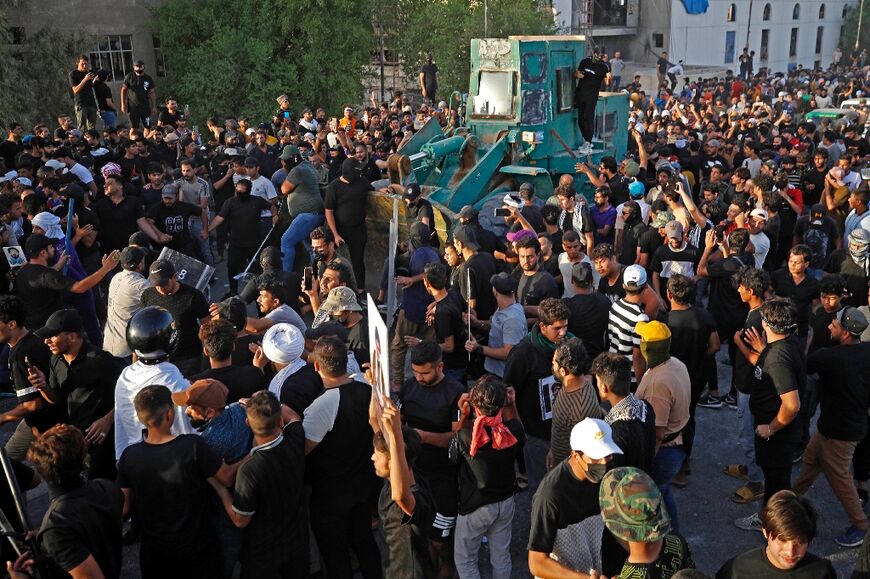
[[15, 234, 119, 332], [617, 201, 648, 267], [390, 222, 440, 391], [244, 278, 306, 336], [398, 341, 465, 576], [146, 184, 202, 257], [208, 179, 275, 295], [504, 298, 571, 491], [515, 235, 559, 320], [319, 285, 370, 366], [310, 226, 357, 288], [120, 59, 157, 129]]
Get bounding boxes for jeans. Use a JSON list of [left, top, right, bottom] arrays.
[[454, 496, 514, 579], [444, 367, 466, 385], [651, 445, 685, 532], [738, 392, 764, 482], [100, 110, 116, 129], [281, 212, 323, 271], [611, 76, 621, 91], [523, 434, 550, 493], [389, 310, 436, 389], [188, 216, 214, 267]]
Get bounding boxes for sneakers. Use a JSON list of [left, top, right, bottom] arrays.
[[734, 512, 763, 532], [578, 142, 594, 155], [697, 393, 723, 409], [723, 393, 739, 410], [835, 526, 867, 548]]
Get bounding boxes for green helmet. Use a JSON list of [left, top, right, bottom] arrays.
[[599, 467, 671, 542]]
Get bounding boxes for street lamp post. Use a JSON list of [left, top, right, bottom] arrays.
[[857, 0, 865, 51]]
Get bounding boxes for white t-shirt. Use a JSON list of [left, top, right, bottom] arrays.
[[749, 231, 771, 268], [265, 304, 307, 336], [615, 200, 651, 231], [249, 175, 278, 218], [104, 270, 151, 357], [558, 253, 600, 298], [303, 388, 341, 443], [114, 361, 193, 459]]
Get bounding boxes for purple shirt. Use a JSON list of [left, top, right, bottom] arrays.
[[590, 205, 617, 245]]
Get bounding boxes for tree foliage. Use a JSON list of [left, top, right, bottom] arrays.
[[0, 1, 91, 130], [840, 3, 870, 55], [152, 0, 376, 125], [384, 0, 555, 97]]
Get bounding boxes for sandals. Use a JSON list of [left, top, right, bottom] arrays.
[[731, 481, 764, 504], [722, 464, 749, 481]]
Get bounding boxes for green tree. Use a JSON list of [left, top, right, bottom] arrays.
[[840, 3, 870, 55], [152, 0, 376, 125], [384, 0, 555, 98], [0, 2, 91, 131]]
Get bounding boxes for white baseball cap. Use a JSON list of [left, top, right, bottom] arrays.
[[570, 418, 623, 460], [623, 264, 647, 287]]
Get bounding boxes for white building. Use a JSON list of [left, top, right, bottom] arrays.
[[556, 0, 854, 73]]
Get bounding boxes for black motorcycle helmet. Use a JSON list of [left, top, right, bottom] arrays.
[[126, 306, 179, 364]]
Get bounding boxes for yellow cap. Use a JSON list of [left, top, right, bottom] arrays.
[[635, 320, 671, 342]]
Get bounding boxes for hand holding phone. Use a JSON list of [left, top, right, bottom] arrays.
[[303, 267, 314, 291]]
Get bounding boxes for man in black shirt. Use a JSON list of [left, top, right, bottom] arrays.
[[420, 54, 438, 102], [566, 262, 611, 358], [616, 201, 647, 267], [398, 341, 464, 574], [734, 298, 805, 532], [118, 385, 228, 579], [27, 424, 123, 579], [212, 390, 309, 578], [15, 234, 119, 332], [27, 309, 123, 480], [574, 49, 610, 155], [453, 225, 498, 321], [423, 262, 466, 382], [324, 158, 373, 286], [146, 183, 203, 257], [772, 245, 820, 346], [141, 259, 210, 376], [515, 235, 560, 320], [794, 307, 870, 547], [93, 175, 169, 253], [121, 59, 157, 129], [528, 417, 625, 578], [191, 319, 265, 403], [403, 183, 436, 234], [68, 55, 97, 130]]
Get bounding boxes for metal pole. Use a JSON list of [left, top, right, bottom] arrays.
[[484, 0, 488, 37], [857, 0, 865, 52], [745, 0, 754, 50], [378, 22, 386, 103]]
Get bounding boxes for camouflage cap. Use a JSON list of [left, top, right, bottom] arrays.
[[599, 467, 671, 543]]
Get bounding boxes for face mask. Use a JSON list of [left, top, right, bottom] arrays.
[[333, 313, 350, 325], [189, 417, 210, 430], [313, 250, 328, 261], [585, 461, 610, 484]]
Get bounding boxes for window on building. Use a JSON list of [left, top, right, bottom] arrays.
[[89, 35, 133, 82], [818, 4, 825, 18], [725, 30, 736, 63], [815, 26, 824, 53], [789, 27, 799, 57], [760, 29, 770, 61], [763, 3, 771, 20], [727, 3, 737, 22], [592, 0, 628, 27], [843, 5, 849, 18], [792, 4, 800, 19], [152, 35, 165, 77], [653, 33, 664, 48]]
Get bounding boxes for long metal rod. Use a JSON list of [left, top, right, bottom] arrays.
[[858, 0, 866, 51], [233, 223, 276, 281]]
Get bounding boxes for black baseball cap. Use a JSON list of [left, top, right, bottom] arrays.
[[35, 309, 83, 339], [120, 246, 146, 270], [216, 297, 247, 332], [452, 224, 480, 250], [403, 183, 422, 200], [25, 234, 53, 259], [149, 259, 176, 286], [490, 272, 518, 296]]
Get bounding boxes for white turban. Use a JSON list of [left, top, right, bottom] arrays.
[[32, 212, 64, 240], [262, 323, 304, 365]]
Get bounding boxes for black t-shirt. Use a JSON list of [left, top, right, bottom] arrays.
[[667, 307, 716, 385], [770, 269, 820, 337], [48, 344, 124, 429], [609, 399, 657, 473], [716, 547, 836, 579], [14, 264, 75, 330], [378, 478, 437, 579], [324, 177, 373, 230], [347, 316, 370, 366], [637, 229, 663, 263], [278, 363, 324, 416], [93, 82, 113, 112], [39, 480, 124, 579], [707, 254, 753, 330], [457, 252, 498, 321], [825, 249, 869, 307], [158, 110, 181, 127], [141, 285, 209, 360], [233, 421, 308, 576], [10, 333, 63, 431], [619, 222, 648, 266], [218, 195, 273, 248], [576, 58, 610, 96], [421, 62, 438, 96], [566, 292, 612, 358], [93, 195, 146, 253], [807, 342, 870, 441], [518, 271, 559, 307], [794, 217, 838, 269], [598, 270, 627, 304], [606, 174, 630, 206], [116, 435, 220, 553], [190, 365, 265, 404], [734, 308, 763, 393], [450, 419, 525, 514], [122, 72, 156, 112], [650, 244, 701, 290], [807, 306, 839, 353], [518, 205, 546, 233], [399, 376, 465, 473], [147, 201, 201, 251], [528, 461, 602, 553], [503, 331, 556, 440], [433, 297, 466, 370], [68, 70, 96, 107]]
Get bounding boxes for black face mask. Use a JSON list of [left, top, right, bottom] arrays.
[[585, 461, 611, 484], [189, 417, 210, 430], [313, 250, 328, 262]]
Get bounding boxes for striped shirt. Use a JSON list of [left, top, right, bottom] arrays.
[[607, 298, 648, 384], [550, 381, 605, 465]]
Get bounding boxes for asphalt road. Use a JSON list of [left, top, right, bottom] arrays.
[[4, 258, 862, 578]]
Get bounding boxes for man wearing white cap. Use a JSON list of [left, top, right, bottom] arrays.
[[747, 208, 771, 269], [254, 323, 306, 398], [607, 264, 650, 388], [528, 418, 624, 578]]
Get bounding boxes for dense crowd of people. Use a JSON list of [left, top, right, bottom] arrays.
[[0, 46, 868, 579]]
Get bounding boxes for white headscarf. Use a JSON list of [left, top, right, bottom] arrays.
[[32, 212, 64, 240], [262, 323, 306, 396]]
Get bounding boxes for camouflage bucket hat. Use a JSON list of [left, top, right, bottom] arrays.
[[599, 467, 671, 542]]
